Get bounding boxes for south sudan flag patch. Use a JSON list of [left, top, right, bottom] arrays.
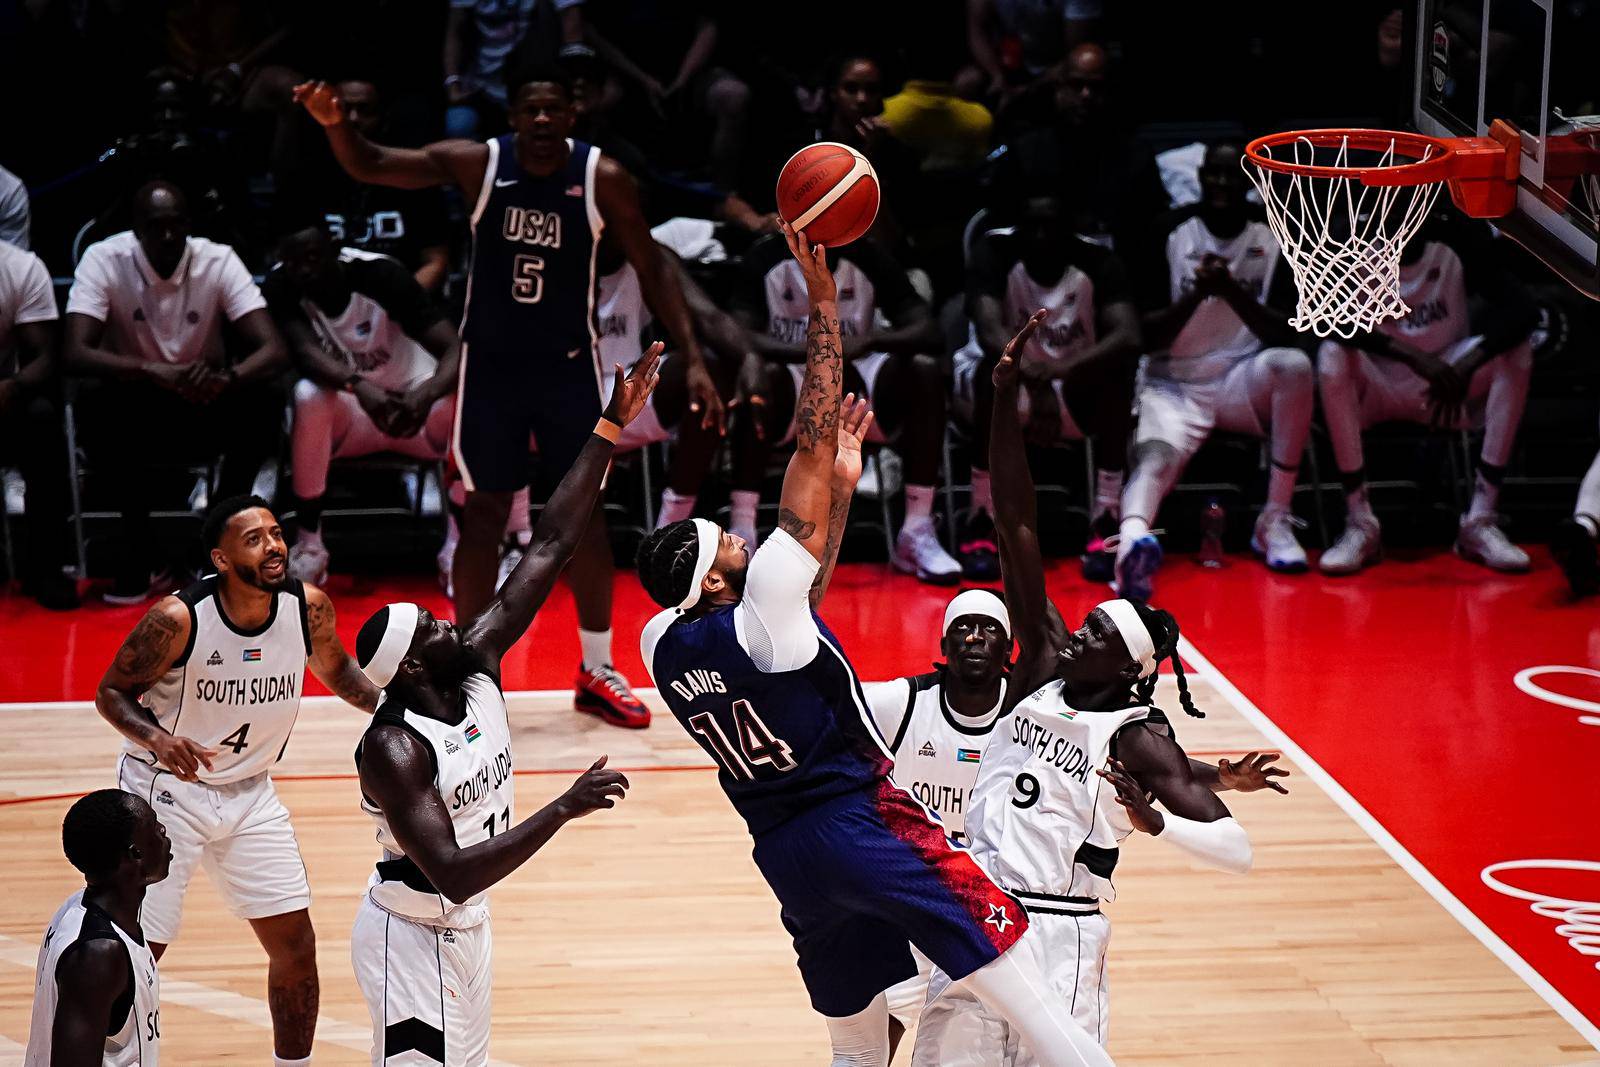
[[464, 722, 481, 743]]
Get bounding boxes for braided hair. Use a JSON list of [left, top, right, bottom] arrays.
[[1131, 602, 1204, 719], [636, 521, 703, 609]]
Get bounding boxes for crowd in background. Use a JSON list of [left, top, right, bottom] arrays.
[[1, 0, 1597, 612]]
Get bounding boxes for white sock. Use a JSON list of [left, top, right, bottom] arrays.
[[274, 1057, 312, 1067], [1117, 515, 1150, 560], [730, 489, 759, 534], [1345, 485, 1375, 524], [657, 487, 696, 528], [1094, 469, 1123, 517], [904, 484, 935, 526], [960, 947, 1112, 1067], [970, 468, 992, 515], [579, 627, 612, 671]]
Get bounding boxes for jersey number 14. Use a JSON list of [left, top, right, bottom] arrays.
[[688, 700, 796, 780]]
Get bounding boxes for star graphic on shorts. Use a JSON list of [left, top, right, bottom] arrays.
[[984, 903, 1013, 933]]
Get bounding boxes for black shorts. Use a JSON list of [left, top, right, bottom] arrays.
[[451, 340, 604, 493]]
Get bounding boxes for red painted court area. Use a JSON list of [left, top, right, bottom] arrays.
[[2, 548, 1596, 1043]]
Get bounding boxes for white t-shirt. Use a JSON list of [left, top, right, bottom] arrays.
[[67, 231, 265, 366], [641, 528, 822, 677], [0, 241, 57, 368], [0, 164, 29, 251]]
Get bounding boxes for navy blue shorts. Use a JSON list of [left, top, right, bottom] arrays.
[[750, 781, 1028, 1019], [452, 340, 603, 493]]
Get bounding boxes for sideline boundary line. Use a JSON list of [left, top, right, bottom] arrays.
[[1180, 635, 1600, 1052]]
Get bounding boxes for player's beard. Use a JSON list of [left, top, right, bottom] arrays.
[[235, 558, 289, 593]]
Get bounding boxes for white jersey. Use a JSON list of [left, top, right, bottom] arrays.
[[867, 672, 1007, 841], [358, 672, 515, 929], [967, 681, 1164, 904], [25, 891, 159, 1067], [596, 262, 652, 380], [128, 577, 310, 785], [1004, 260, 1098, 369], [1378, 241, 1469, 354], [299, 249, 438, 393], [1161, 215, 1282, 380]]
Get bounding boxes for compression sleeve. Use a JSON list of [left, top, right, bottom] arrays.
[[734, 529, 821, 673], [1155, 813, 1253, 874]]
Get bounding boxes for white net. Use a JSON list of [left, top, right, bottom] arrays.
[[1243, 134, 1443, 339]]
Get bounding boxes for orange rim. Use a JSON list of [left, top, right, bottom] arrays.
[[1244, 128, 1459, 186]]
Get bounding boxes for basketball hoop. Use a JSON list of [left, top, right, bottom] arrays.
[[1242, 123, 1520, 338]]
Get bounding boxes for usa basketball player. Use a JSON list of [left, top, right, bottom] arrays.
[[296, 64, 723, 730]]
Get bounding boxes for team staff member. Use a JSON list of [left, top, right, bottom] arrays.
[[96, 497, 377, 1067], [297, 64, 723, 729], [25, 790, 170, 1067]]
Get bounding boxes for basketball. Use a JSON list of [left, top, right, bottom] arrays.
[[775, 142, 880, 248]]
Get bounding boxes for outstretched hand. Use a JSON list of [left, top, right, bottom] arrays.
[[833, 392, 875, 490], [992, 308, 1049, 390], [560, 755, 630, 818], [293, 81, 345, 127], [1098, 758, 1165, 835], [1217, 751, 1290, 794], [602, 342, 664, 429], [779, 219, 836, 303]]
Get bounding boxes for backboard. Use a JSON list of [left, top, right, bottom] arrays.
[[1411, 0, 1599, 299]]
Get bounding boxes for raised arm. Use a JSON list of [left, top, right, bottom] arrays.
[[294, 81, 488, 194], [774, 222, 844, 563], [360, 731, 627, 903], [988, 310, 1057, 699], [810, 395, 874, 608], [464, 347, 663, 663], [596, 158, 724, 433], [304, 584, 379, 712], [50, 939, 135, 1066], [96, 599, 218, 782]]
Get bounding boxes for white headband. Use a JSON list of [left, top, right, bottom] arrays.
[[677, 519, 721, 610], [362, 602, 420, 688], [1095, 598, 1158, 680], [943, 589, 1010, 640]]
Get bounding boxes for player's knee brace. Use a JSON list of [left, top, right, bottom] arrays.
[[825, 995, 890, 1067]]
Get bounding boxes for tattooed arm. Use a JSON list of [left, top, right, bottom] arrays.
[[304, 584, 379, 712], [95, 598, 219, 782], [775, 222, 843, 564], [811, 395, 874, 609]]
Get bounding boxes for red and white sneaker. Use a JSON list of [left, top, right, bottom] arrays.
[[574, 665, 652, 729]]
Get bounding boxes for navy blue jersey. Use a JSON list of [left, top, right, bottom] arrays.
[[649, 606, 893, 834], [461, 135, 602, 359]]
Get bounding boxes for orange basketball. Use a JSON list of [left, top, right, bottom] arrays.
[[775, 142, 881, 248]]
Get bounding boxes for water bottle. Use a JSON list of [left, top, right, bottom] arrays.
[[1199, 499, 1226, 568]]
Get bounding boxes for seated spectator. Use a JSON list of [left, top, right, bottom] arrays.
[[1317, 216, 1538, 575], [286, 80, 451, 294], [445, 0, 587, 140], [809, 53, 923, 251], [730, 232, 959, 583], [263, 220, 460, 586], [0, 239, 77, 608], [984, 43, 1167, 253], [961, 0, 1104, 109], [65, 181, 287, 603], [953, 193, 1141, 581], [1115, 143, 1314, 602], [0, 162, 30, 249], [586, 0, 751, 189], [881, 50, 994, 172]]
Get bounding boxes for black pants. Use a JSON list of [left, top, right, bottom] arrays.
[[76, 379, 283, 577], [0, 388, 72, 581]]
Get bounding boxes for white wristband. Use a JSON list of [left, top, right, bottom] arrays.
[[1155, 813, 1252, 874]]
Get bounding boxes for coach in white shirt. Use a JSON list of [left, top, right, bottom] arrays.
[[65, 180, 287, 604], [0, 240, 77, 608]]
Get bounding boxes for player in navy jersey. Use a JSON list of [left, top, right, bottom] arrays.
[[296, 63, 724, 730], [635, 223, 1111, 1067]]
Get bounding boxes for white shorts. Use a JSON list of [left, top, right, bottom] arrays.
[[1318, 334, 1505, 430], [352, 896, 493, 1067], [1134, 348, 1295, 458], [117, 755, 311, 942], [911, 910, 1111, 1067], [781, 351, 892, 446], [951, 339, 1086, 439], [885, 944, 936, 1032]]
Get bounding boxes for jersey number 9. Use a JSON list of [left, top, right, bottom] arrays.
[[688, 700, 797, 781], [512, 254, 545, 304]]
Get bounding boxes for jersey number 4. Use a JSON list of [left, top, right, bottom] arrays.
[[218, 724, 250, 754], [688, 700, 796, 780]]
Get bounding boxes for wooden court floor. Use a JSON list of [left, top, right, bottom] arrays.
[[0, 679, 1592, 1065]]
